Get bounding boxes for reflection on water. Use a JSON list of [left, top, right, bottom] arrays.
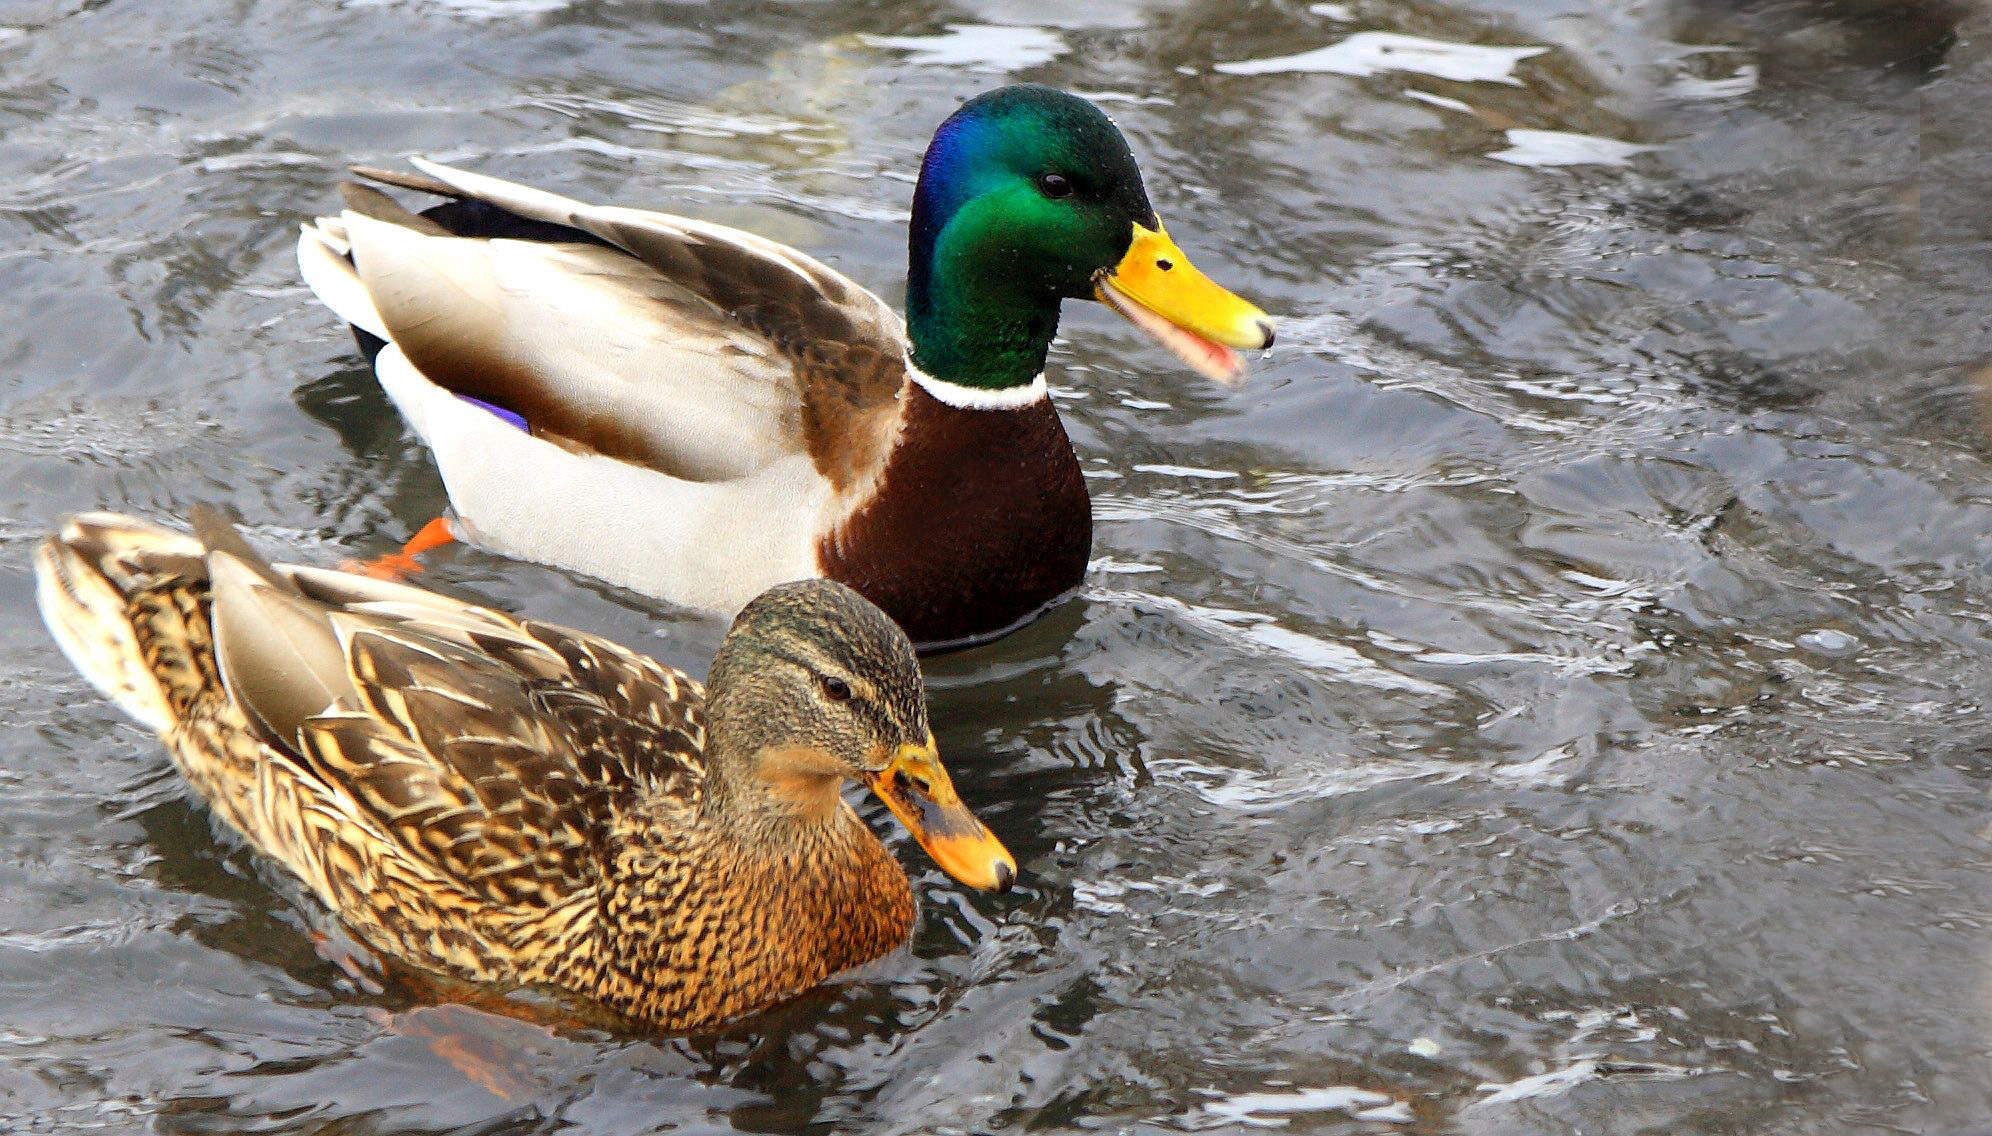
[[1, 0, 1990, 1131], [864, 24, 1072, 71], [1214, 31, 1548, 83]]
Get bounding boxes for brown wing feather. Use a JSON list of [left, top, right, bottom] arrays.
[[301, 617, 706, 913], [368, 235, 801, 483], [574, 213, 907, 489], [206, 552, 356, 751], [339, 164, 909, 492], [517, 620, 705, 750], [49, 511, 713, 950]]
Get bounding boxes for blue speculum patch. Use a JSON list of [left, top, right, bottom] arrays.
[[457, 394, 528, 433]]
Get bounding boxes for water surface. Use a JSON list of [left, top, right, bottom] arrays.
[[1, 0, 1989, 1131]]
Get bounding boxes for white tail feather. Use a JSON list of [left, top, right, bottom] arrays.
[[297, 225, 390, 340], [409, 157, 589, 227]]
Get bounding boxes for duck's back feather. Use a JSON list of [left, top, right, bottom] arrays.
[[37, 512, 710, 972], [306, 161, 907, 492]]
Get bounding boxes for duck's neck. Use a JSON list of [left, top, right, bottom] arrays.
[[906, 204, 1061, 393]]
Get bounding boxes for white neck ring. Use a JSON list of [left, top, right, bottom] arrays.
[[908, 365, 1049, 410]]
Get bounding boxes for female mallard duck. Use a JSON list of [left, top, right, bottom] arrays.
[[295, 83, 1274, 649], [35, 508, 1014, 1032]]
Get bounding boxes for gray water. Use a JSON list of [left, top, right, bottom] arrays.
[[2, 0, 1989, 1131]]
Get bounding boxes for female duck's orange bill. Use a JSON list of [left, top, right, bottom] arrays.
[[865, 737, 1016, 892], [1095, 221, 1275, 387]]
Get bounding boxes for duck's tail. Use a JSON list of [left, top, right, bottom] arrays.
[[34, 511, 209, 734], [296, 210, 391, 342]]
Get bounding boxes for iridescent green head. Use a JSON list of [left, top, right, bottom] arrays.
[[906, 85, 1274, 392]]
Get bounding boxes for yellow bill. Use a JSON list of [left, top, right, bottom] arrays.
[[1094, 221, 1275, 387], [866, 736, 1016, 892]]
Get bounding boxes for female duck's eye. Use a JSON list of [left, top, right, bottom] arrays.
[[1038, 172, 1073, 199], [821, 675, 853, 702]]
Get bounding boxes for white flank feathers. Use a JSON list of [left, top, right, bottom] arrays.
[[371, 347, 828, 614]]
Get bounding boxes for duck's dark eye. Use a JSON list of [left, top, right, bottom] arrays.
[[1038, 172, 1073, 199], [821, 675, 853, 702]]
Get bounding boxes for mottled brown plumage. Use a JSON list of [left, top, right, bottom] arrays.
[[35, 511, 1013, 1032]]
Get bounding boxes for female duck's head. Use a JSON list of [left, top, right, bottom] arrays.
[[703, 579, 1015, 892], [907, 85, 1274, 392]]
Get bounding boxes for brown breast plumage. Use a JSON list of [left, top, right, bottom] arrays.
[[819, 383, 1092, 649]]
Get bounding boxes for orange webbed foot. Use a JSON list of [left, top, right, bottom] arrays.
[[342, 516, 456, 580]]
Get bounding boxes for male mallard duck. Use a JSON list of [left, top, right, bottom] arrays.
[[35, 508, 1014, 1032], [295, 84, 1273, 648]]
